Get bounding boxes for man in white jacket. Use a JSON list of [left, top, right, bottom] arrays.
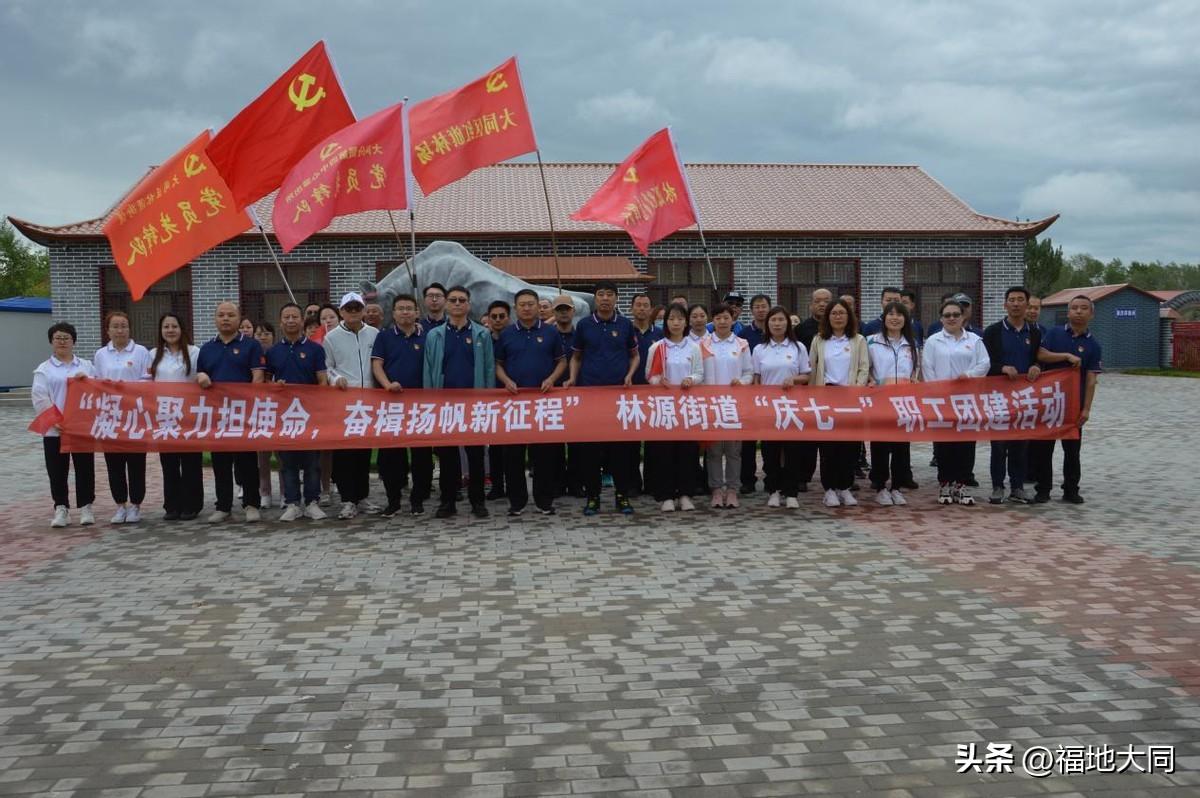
[[323, 292, 380, 519]]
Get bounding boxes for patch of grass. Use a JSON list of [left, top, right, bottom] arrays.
[[1123, 368, 1200, 378]]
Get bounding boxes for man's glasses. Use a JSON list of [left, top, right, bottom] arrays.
[[941, 312, 963, 319], [447, 297, 468, 304], [489, 314, 507, 321]]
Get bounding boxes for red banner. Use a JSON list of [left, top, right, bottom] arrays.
[[272, 103, 408, 253], [571, 128, 697, 255], [60, 372, 1079, 453], [409, 56, 538, 196], [103, 130, 253, 300]]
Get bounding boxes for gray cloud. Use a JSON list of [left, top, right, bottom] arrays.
[[2, 0, 1196, 262]]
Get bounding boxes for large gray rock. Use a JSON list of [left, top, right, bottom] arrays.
[[363, 240, 593, 319]]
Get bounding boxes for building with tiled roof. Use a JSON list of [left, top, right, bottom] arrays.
[[9, 162, 1056, 351]]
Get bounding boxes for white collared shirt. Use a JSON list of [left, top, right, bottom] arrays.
[[922, 329, 990, 382], [867, 333, 916, 384], [688, 330, 709, 346], [702, 332, 753, 386], [93, 340, 152, 382], [753, 339, 811, 386], [821, 335, 853, 386], [148, 345, 201, 382], [656, 337, 702, 385], [32, 355, 95, 436]]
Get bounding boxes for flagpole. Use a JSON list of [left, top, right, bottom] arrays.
[[386, 209, 417, 292], [249, 206, 297, 304], [533, 149, 563, 291], [667, 128, 718, 292]]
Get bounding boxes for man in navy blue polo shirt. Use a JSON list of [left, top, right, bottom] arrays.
[[496, 288, 567, 517], [266, 303, 329, 522], [196, 301, 266, 524], [551, 294, 583, 498], [628, 292, 662, 497], [564, 280, 639, 516], [982, 287, 1043, 504], [372, 294, 433, 517], [1031, 295, 1098, 504], [899, 289, 925, 349], [422, 283, 448, 329]]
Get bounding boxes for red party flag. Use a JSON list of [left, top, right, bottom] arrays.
[[207, 41, 356, 209], [28, 405, 63, 435], [103, 130, 253, 301], [409, 56, 537, 195], [272, 103, 409, 253], [571, 128, 698, 255]]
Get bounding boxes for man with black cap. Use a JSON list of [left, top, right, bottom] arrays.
[[707, 291, 746, 335], [564, 280, 639, 515]]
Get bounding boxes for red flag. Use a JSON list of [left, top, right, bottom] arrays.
[[571, 128, 698, 255], [28, 405, 63, 435], [103, 130, 253, 301], [272, 103, 408, 253], [207, 41, 356, 210], [409, 56, 537, 195]]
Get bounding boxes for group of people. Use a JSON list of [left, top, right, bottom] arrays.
[[31, 278, 1101, 528]]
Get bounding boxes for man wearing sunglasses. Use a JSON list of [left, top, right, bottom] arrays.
[[485, 301, 511, 502]]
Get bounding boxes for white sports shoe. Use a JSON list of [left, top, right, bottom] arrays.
[[785, 496, 800, 509], [661, 499, 676, 512], [839, 489, 858, 506], [824, 489, 841, 507], [207, 510, 229, 524], [338, 501, 357, 520], [358, 500, 381, 515], [304, 502, 327, 521], [678, 496, 695, 511], [124, 505, 142, 523], [279, 504, 303, 522], [261, 495, 273, 509], [51, 505, 68, 528], [875, 489, 894, 506], [890, 489, 907, 506], [766, 491, 781, 508], [243, 506, 261, 522], [79, 505, 94, 526], [111, 505, 128, 524]]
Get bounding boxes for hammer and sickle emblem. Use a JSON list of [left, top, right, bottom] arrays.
[[485, 70, 508, 93], [183, 154, 206, 178], [623, 167, 639, 184], [288, 73, 326, 112], [320, 142, 340, 161]]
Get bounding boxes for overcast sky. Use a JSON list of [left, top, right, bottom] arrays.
[[2, 0, 1196, 262]]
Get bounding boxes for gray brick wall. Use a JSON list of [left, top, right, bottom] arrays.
[[49, 232, 1029, 353]]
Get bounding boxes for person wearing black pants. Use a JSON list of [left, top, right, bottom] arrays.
[[93, 311, 153, 524], [103, 453, 147, 512], [504, 444, 556, 514], [44, 436, 96, 515], [437, 446, 485, 512], [933, 442, 976, 505], [212, 452, 260, 514], [809, 298, 870, 508], [333, 449, 372, 509], [761, 441, 800, 500], [865, 303, 920, 506], [378, 447, 433, 514], [487, 445, 506, 499], [160, 453, 203, 519]]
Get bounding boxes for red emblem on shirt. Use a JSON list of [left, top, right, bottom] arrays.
[[465, 337, 472, 345], [299, 352, 307, 359], [232, 348, 240, 355]]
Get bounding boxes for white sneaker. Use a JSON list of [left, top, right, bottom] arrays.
[[890, 489, 907, 506], [51, 505, 68, 528], [824, 489, 841, 507], [207, 510, 230, 524], [358, 500, 381, 515], [785, 496, 800, 509], [875, 489, 894, 506], [304, 502, 327, 521], [661, 499, 676, 512], [279, 504, 303, 522], [766, 491, 781, 508], [111, 505, 128, 524], [725, 489, 739, 509], [839, 489, 858, 506], [125, 505, 142, 523], [79, 505, 94, 526], [338, 501, 357, 520], [679, 496, 695, 511], [261, 495, 272, 509], [244, 506, 261, 523], [319, 492, 331, 507]]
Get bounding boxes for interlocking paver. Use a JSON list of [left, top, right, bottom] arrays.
[[1, 374, 1198, 796]]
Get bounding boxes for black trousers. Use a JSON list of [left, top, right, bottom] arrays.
[[378, 446, 433, 507], [505, 443, 556, 511], [818, 441, 858, 491], [104, 452, 146, 505], [761, 440, 800, 497], [212, 451, 258, 512], [333, 449, 372, 505], [934, 442, 974, 486], [625, 443, 645, 495], [43, 436, 95, 509], [869, 442, 912, 490], [438, 445, 484, 508], [160, 452, 203, 515], [488, 445, 506, 493], [740, 441, 759, 488], [581, 441, 632, 499], [794, 442, 818, 486], [648, 441, 698, 501], [1030, 433, 1084, 496]]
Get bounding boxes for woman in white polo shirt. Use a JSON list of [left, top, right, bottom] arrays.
[[148, 312, 203, 521], [809, 299, 870, 508], [866, 301, 920, 507], [32, 322, 96, 528], [645, 303, 704, 512], [93, 311, 153, 524], [701, 303, 753, 508], [753, 306, 812, 509]]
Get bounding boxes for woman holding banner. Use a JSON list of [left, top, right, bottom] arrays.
[[94, 311, 153, 524], [752, 306, 811, 509], [148, 313, 204, 521], [866, 302, 920, 507], [809, 298, 870, 508], [32, 322, 96, 528], [645, 303, 703, 512]]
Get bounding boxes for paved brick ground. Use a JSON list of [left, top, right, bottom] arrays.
[[1, 374, 1197, 797]]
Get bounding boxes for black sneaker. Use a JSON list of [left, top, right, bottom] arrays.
[[537, 506, 556, 516], [486, 489, 506, 501], [1062, 493, 1085, 505], [381, 502, 403, 518], [797, 483, 808, 493], [435, 504, 456, 519], [471, 503, 490, 518], [507, 506, 524, 517], [163, 510, 181, 521], [1032, 492, 1050, 504], [898, 480, 919, 490], [179, 511, 199, 521], [410, 501, 425, 515], [615, 495, 634, 515], [965, 477, 980, 488], [583, 498, 600, 516]]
